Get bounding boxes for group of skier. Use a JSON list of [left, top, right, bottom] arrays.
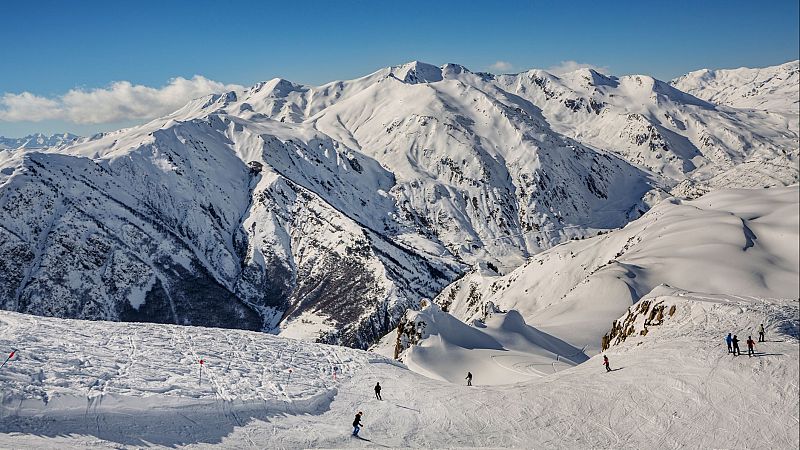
[[350, 383, 382, 436], [725, 324, 765, 357]]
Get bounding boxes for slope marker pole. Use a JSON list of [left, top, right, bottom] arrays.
[[0, 349, 16, 370]]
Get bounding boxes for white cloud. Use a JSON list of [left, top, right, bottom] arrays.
[[488, 60, 513, 72], [0, 92, 62, 122], [0, 76, 243, 124], [545, 61, 610, 76]]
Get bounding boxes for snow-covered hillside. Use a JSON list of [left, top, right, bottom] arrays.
[[671, 60, 799, 116], [0, 61, 797, 348], [434, 186, 799, 355], [671, 60, 799, 161], [1, 288, 797, 448]]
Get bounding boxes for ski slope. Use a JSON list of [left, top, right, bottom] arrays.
[[1, 288, 798, 449]]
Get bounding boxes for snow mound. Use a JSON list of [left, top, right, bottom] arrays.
[[396, 302, 588, 385]]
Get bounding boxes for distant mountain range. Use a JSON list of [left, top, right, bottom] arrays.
[[0, 132, 81, 150], [0, 60, 797, 348]]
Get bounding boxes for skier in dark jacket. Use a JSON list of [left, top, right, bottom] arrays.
[[603, 355, 611, 372], [352, 411, 363, 436], [747, 336, 756, 357], [466, 372, 473, 386], [374, 382, 382, 400], [725, 333, 733, 353], [732, 335, 741, 356], [758, 324, 765, 342]]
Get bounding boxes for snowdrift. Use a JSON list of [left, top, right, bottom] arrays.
[[395, 302, 588, 385]]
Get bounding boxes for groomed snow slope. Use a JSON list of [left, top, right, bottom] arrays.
[[1, 289, 798, 449]]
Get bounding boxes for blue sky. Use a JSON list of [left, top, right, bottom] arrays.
[[1, 0, 798, 137]]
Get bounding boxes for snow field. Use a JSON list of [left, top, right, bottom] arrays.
[[0, 311, 375, 406], [1, 287, 798, 449]]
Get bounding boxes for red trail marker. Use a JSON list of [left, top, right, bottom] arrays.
[[0, 350, 16, 370]]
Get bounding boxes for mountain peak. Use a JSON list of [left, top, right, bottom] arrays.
[[391, 61, 444, 84]]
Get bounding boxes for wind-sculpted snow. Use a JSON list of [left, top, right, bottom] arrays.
[[394, 301, 589, 385], [0, 60, 797, 348], [0, 290, 797, 449]]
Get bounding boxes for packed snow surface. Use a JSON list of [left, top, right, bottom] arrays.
[[0, 288, 798, 449]]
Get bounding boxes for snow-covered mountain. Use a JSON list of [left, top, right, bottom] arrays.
[[671, 60, 799, 161], [671, 60, 799, 115], [0, 133, 82, 150], [0, 61, 797, 348], [493, 65, 798, 195], [432, 186, 799, 354]]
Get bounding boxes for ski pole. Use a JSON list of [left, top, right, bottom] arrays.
[[198, 359, 204, 386], [0, 349, 16, 370]]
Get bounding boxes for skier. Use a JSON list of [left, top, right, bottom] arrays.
[[465, 372, 473, 386], [352, 411, 364, 436], [603, 355, 611, 372], [374, 382, 382, 400], [758, 324, 765, 343], [747, 336, 756, 357], [725, 333, 733, 353], [732, 335, 741, 356]]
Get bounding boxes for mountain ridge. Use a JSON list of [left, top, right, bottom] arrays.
[[0, 60, 797, 348]]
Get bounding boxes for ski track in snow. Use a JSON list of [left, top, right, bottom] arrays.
[[0, 291, 798, 449]]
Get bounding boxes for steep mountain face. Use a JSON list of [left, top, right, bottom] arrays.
[[0, 61, 797, 348], [490, 66, 798, 197], [0, 133, 82, 150], [0, 118, 461, 348], [670, 61, 799, 194]]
